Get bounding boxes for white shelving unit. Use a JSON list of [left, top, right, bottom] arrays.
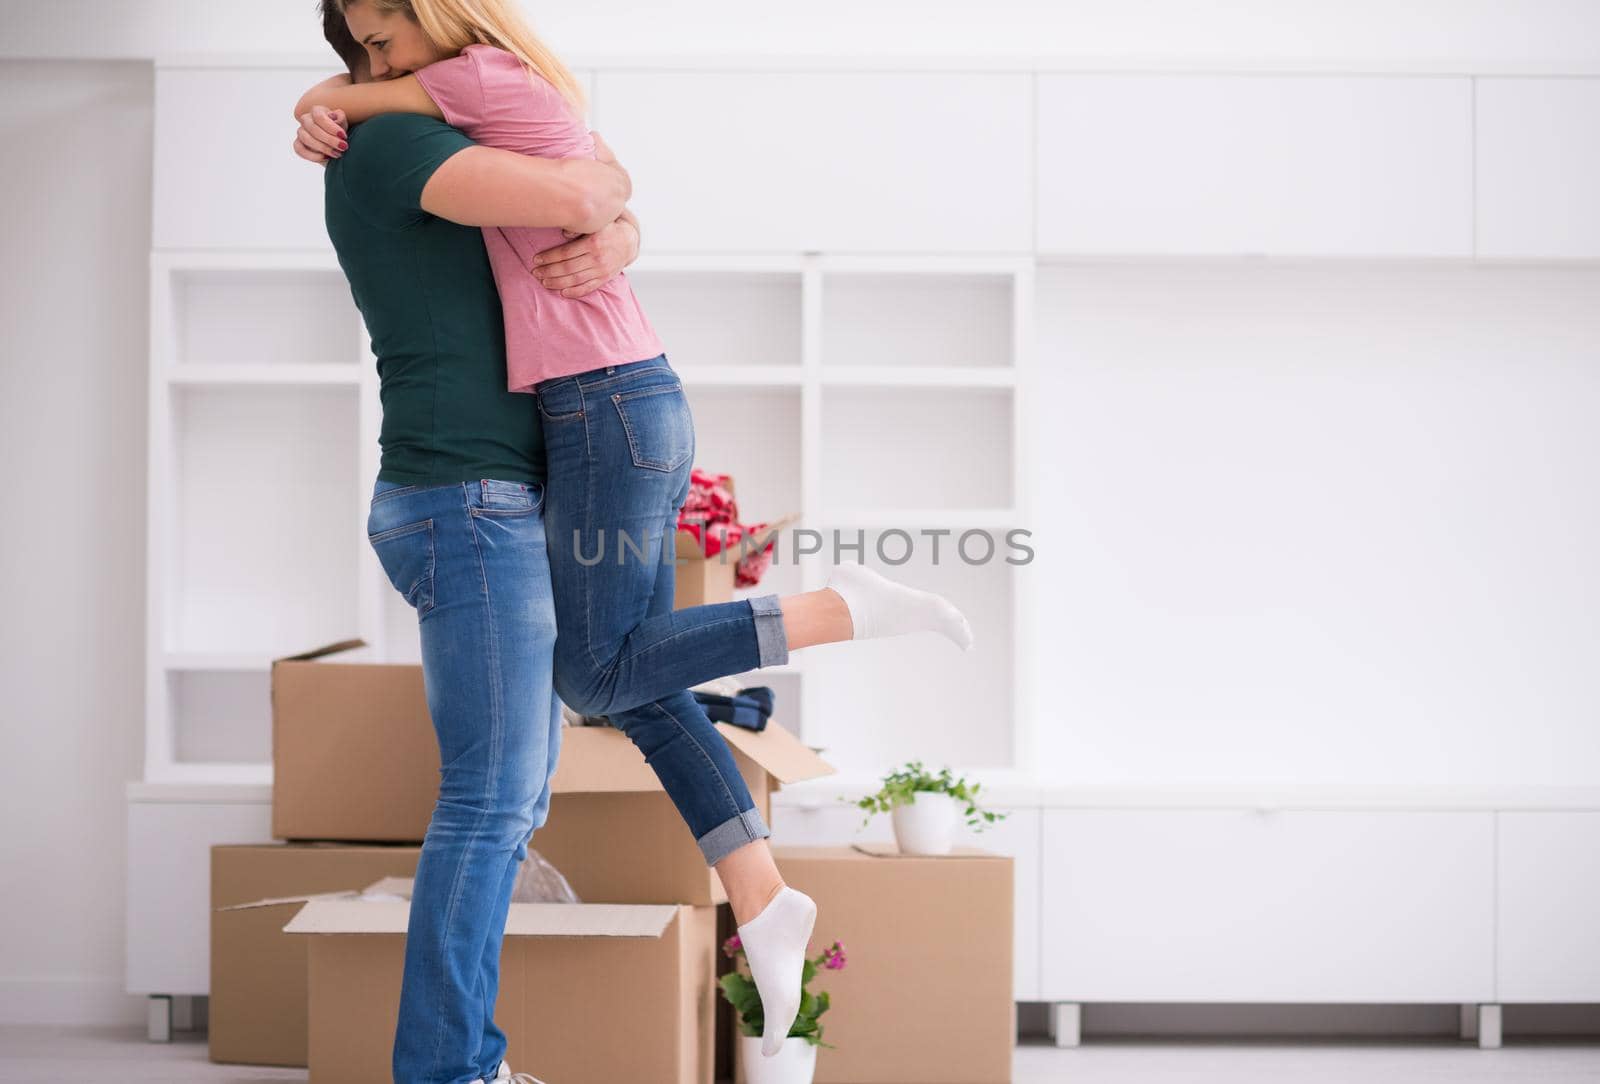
[[130, 56, 1599, 1028], [144, 248, 393, 784], [143, 243, 1032, 786]]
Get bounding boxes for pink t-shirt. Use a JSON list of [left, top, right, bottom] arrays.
[[415, 44, 663, 394]]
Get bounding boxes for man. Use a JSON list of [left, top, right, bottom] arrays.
[[301, 6, 639, 1082]]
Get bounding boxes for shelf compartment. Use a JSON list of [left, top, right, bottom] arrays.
[[684, 386, 802, 526], [820, 385, 1014, 514], [168, 668, 271, 765], [167, 383, 362, 656], [170, 268, 359, 368], [626, 269, 803, 369], [821, 271, 1015, 369], [801, 531, 1016, 774]]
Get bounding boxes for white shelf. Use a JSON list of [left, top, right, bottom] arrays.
[[675, 364, 804, 387], [163, 652, 273, 672], [819, 366, 1015, 387], [141, 760, 273, 786], [815, 508, 1022, 529], [166, 363, 363, 386]]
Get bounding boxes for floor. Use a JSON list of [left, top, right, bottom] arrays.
[[3, 1026, 1600, 1083]]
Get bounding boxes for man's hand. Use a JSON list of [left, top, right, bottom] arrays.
[[531, 214, 640, 299], [292, 105, 348, 165]]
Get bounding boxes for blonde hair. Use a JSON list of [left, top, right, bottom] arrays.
[[339, 0, 588, 118]]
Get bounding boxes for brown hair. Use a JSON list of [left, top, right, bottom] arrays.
[[320, 0, 368, 77]]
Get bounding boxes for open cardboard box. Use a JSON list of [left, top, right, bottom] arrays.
[[272, 639, 834, 904], [209, 843, 423, 1067], [283, 876, 718, 1084], [730, 844, 1016, 1084], [673, 475, 798, 610]]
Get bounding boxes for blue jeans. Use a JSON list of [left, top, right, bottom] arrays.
[[367, 477, 563, 1084], [534, 353, 790, 865]]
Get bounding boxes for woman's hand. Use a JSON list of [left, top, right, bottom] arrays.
[[530, 215, 639, 299], [292, 105, 349, 165]]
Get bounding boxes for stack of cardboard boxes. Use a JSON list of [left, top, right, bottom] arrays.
[[208, 529, 1017, 1082]]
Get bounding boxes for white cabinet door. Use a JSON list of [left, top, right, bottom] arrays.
[[125, 796, 273, 994], [1036, 75, 1474, 257], [154, 67, 333, 250], [1039, 809, 1495, 1002], [1476, 79, 1600, 259], [1497, 811, 1600, 1001], [592, 72, 1033, 252], [773, 797, 1040, 1001]]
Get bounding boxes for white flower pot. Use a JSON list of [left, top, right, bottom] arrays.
[[739, 1033, 817, 1084], [890, 790, 960, 854]]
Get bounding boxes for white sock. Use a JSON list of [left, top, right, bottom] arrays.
[[737, 884, 818, 1057], [825, 562, 974, 651]]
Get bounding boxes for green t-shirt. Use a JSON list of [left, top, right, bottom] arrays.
[[324, 112, 545, 486]]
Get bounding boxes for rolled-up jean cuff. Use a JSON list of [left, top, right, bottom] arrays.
[[697, 804, 771, 865], [748, 594, 788, 667]]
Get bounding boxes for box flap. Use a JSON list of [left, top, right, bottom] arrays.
[[850, 841, 1008, 860], [216, 888, 360, 912], [271, 638, 368, 666], [283, 898, 679, 938], [716, 721, 836, 784]]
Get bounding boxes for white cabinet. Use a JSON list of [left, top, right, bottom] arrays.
[[592, 73, 1033, 252], [1497, 812, 1600, 1001], [1036, 75, 1474, 257], [154, 66, 332, 250], [1039, 809, 1496, 1002], [125, 786, 273, 995], [1476, 78, 1600, 259]]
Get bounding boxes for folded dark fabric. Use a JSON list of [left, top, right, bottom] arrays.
[[691, 686, 775, 731]]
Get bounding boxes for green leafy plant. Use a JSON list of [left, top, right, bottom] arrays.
[[848, 759, 1010, 832], [717, 935, 846, 1050]]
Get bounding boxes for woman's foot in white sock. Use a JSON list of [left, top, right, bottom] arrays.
[[736, 884, 818, 1056], [825, 562, 974, 651]]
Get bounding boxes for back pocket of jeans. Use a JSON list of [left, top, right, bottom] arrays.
[[367, 518, 436, 615], [611, 382, 693, 472]]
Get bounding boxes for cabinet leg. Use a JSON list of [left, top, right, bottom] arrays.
[[1459, 1003, 1478, 1040], [1049, 1002, 1082, 1048], [1477, 1004, 1503, 1049], [146, 995, 172, 1043]]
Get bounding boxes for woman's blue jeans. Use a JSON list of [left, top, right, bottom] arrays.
[[534, 353, 789, 863]]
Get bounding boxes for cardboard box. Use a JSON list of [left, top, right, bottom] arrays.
[[733, 843, 1016, 1084], [209, 843, 422, 1067], [673, 476, 797, 611], [272, 640, 835, 904], [284, 877, 719, 1084]]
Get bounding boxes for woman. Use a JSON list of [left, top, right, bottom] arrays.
[[299, 2, 975, 1080]]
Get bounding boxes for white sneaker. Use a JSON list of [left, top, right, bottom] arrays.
[[486, 1058, 548, 1084]]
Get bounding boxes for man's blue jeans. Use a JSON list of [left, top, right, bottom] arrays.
[[368, 477, 563, 1084], [535, 353, 789, 864]]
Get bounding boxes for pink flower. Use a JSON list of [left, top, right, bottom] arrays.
[[822, 940, 847, 970], [722, 934, 743, 958]]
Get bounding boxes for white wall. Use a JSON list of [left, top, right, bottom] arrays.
[[4, 2, 1600, 1034], [2, 0, 1599, 72], [1028, 264, 1600, 784], [0, 62, 152, 1024]]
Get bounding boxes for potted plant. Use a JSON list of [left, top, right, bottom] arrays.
[[851, 759, 1009, 855], [718, 934, 846, 1084]]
